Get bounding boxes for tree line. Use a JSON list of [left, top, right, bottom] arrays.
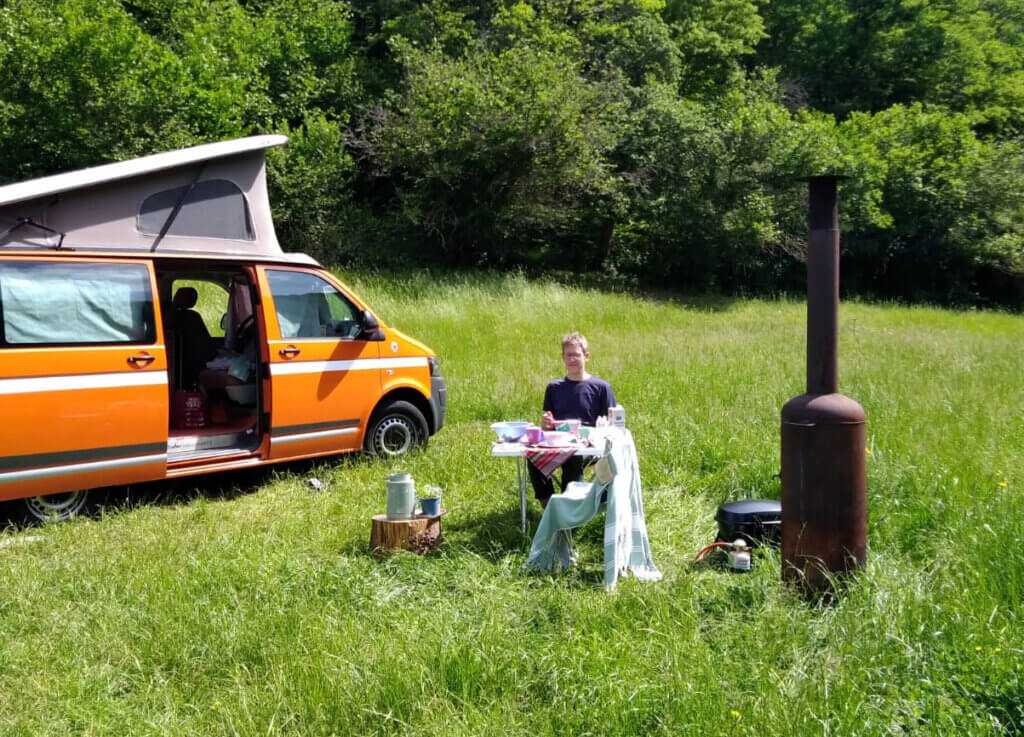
[[1, 0, 1022, 305]]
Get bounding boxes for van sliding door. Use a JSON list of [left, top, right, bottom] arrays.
[[259, 267, 381, 460], [0, 258, 169, 500]]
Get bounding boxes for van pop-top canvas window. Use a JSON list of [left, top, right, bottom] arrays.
[[0, 262, 154, 346], [138, 179, 255, 241]]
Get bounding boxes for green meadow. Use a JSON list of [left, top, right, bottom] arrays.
[[1, 271, 1021, 736]]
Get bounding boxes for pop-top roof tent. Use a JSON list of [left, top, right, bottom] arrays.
[[0, 134, 315, 265]]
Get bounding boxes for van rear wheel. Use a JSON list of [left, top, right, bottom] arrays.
[[365, 401, 428, 457], [22, 490, 89, 523]]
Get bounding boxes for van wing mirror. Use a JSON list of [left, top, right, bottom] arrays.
[[359, 310, 385, 341]]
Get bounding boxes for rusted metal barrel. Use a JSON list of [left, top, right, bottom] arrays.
[[781, 176, 867, 591], [781, 394, 866, 588]]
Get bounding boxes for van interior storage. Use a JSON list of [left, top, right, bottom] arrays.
[[160, 264, 261, 461]]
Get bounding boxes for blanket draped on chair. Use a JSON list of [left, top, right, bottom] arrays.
[[524, 433, 662, 591]]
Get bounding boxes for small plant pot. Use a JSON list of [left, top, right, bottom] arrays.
[[419, 496, 442, 517]]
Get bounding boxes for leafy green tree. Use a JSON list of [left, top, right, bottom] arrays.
[[0, 0, 1021, 304], [663, 0, 765, 96], [347, 0, 481, 98], [117, 0, 357, 130], [608, 74, 839, 290], [837, 104, 1022, 300], [0, 0, 200, 180], [757, 0, 1024, 135], [266, 112, 361, 263], [354, 37, 625, 265], [0, 0, 358, 180]]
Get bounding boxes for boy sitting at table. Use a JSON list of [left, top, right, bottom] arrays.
[[529, 332, 617, 508]]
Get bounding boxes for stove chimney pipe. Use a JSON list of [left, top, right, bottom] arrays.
[[780, 175, 867, 592], [806, 176, 839, 395]]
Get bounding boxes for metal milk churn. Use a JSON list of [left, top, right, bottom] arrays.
[[385, 473, 417, 520]]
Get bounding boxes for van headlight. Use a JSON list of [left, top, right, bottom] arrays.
[[428, 356, 441, 376]]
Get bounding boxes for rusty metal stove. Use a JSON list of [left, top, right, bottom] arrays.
[[781, 176, 867, 591]]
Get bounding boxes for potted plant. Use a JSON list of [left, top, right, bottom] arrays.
[[418, 485, 443, 517]]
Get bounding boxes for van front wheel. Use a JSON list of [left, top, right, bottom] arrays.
[[365, 401, 428, 457], [23, 490, 89, 523]]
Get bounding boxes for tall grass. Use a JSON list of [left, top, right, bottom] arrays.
[[1, 270, 1021, 736]]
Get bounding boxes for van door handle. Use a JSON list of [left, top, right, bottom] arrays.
[[127, 353, 155, 367], [279, 346, 301, 358]]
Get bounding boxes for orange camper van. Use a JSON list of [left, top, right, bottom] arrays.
[[0, 136, 446, 521]]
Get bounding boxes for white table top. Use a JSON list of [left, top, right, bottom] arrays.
[[490, 428, 630, 457]]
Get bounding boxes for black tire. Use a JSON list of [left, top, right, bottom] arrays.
[[21, 490, 90, 523], [365, 400, 429, 457]]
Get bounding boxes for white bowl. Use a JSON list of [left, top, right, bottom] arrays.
[[491, 421, 531, 442]]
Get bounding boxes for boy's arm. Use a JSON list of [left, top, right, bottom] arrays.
[[542, 384, 556, 429]]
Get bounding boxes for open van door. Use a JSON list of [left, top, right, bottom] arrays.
[[0, 258, 169, 518], [258, 266, 382, 459]]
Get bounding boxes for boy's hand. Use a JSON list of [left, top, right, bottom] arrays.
[[541, 411, 555, 430]]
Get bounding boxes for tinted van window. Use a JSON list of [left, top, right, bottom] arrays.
[[266, 270, 360, 339], [0, 261, 154, 345], [137, 179, 254, 240]]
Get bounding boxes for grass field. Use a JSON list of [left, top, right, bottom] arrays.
[[1, 270, 1021, 736]]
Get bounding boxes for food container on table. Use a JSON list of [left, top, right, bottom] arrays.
[[609, 405, 626, 428], [556, 419, 581, 437], [491, 421, 532, 442], [540, 431, 575, 446]]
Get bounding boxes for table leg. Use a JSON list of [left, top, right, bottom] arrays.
[[517, 455, 527, 535]]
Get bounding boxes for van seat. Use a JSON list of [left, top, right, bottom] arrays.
[[170, 287, 215, 390]]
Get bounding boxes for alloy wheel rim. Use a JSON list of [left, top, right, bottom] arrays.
[[374, 417, 414, 456], [25, 491, 88, 522]]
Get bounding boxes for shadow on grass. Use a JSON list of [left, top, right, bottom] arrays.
[[0, 454, 365, 530], [442, 503, 540, 558], [325, 485, 615, 590], [440, 501, 611, 588], [331, 503, 534, 563]]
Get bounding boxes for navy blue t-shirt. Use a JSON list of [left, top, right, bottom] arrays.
[[543, 376, 617, 426]]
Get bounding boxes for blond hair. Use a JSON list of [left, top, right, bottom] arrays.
[[561, 332, 589, 353]]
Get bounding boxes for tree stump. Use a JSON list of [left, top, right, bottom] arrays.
[[370, 511, 446, 554]]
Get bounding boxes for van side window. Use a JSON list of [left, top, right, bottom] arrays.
[[137, 179, 255, 241], [266, 270, 360, 339], [0, 262, 154, 346]]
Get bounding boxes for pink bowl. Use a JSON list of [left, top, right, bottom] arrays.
[[524, 428, 545, 445], [540, 431, 574, 446]]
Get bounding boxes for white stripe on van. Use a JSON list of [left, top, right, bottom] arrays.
[[0, 371, 168, 395], [270, 427, 358, 445], [270, 356, 428, 376], [0, 453, 167, 484]]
